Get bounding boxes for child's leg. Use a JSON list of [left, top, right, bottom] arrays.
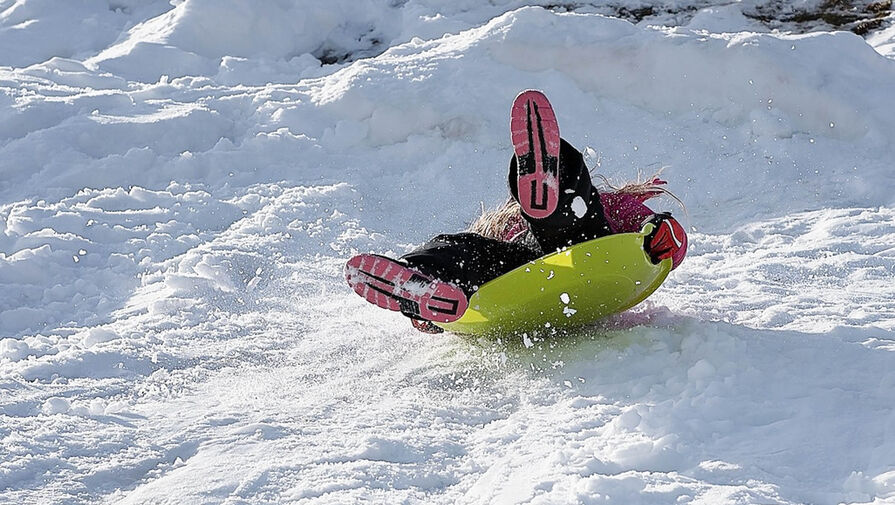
[[346, 233, 539, 322], [508, 138, 612, 252], [401, 232, 540, 295]]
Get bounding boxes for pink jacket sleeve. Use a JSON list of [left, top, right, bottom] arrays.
[[599, 192, 654, 234]]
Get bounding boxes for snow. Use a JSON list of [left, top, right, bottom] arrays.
[[2, 1, 895, 504], [571, 196, 588, 218]]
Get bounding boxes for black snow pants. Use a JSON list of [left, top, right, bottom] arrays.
[[401, 139, 612, 297]]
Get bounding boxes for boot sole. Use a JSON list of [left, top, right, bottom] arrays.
[[345, 254, 468, 323], [511, 89, 561, 219]]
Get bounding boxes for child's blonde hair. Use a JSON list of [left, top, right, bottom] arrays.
[[594, 166, 685, 210], [467, 197, 524, 240]]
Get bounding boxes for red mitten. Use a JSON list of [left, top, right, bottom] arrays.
[[646, 214, 687, 269]]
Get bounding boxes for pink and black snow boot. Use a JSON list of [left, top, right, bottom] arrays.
[[345, 254, 468, 324], [510, 89, 561, 219]]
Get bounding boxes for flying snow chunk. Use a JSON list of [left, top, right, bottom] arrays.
[[571, 196, 587, 218]]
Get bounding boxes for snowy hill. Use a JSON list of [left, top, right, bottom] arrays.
[[2, 1, 895, 504]]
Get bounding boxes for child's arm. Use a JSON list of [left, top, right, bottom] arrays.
[[599, 192, 656, 234]]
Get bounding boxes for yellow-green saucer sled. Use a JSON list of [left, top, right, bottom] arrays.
[[435, 223, 671, 335]]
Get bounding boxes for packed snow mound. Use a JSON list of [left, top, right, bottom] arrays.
[[492, 9, 894, 139], [86, 0, 406, 82], [2, 1, 895, 505], [0, 0, 172, 67]]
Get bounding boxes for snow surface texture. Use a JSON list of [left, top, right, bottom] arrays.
[[2, 1, 895, 504]]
